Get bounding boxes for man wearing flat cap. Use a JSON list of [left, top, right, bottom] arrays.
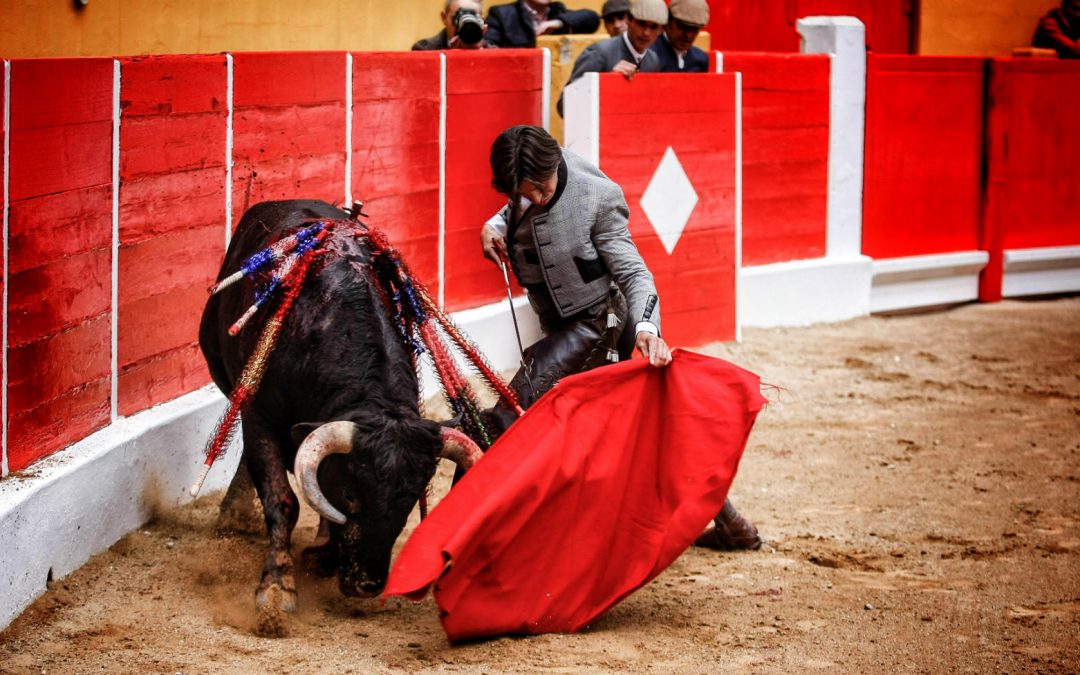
[[600, 0, 631, 37], [650, 0, 710, 72], [557, 0, 668, 116]]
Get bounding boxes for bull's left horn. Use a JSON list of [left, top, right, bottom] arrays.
[[439, 427, 484, 470], [293, 421, 356, 526]]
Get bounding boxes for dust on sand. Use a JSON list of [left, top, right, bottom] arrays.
[[2, 298, 1078, 673]]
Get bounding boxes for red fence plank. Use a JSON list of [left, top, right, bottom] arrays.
[[598, 73, 739, 347], [989, 59, 1080, 251], [351, 52, 442, 294], [232, 52, 347, 224], [724, 53, 829, 266], [863, 55, 985, 260], [443, 50, 544, 312], [117, 55, 226, 415], [7, 59, 114, 470]]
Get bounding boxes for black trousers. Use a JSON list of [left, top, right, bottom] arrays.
[[483, 289, 635, 436]]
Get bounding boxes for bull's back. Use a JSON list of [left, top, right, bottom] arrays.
[[198, 200, 349, 394]]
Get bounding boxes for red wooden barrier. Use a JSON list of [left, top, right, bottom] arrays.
[[724, 52, 829, 266], [7, 60, 114, 471], [443, 51, 544, 312], [862, 55, 984, 259], [980, 58, 1080, 300], [231, 52, 347, 224], [706, 0, 911, 54], [597, 73, 739, 347], [117, 55, 227, 415], [352, 52, 442, 294]]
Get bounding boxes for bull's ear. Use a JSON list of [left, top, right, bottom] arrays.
[[290, 422, 323, 448]]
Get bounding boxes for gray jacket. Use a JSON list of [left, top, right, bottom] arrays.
[[557, 34, 662, 115], [497, 149, 661, 332]]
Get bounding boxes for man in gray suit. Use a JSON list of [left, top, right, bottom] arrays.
[[556, 0, 668, 116], [479, 125, 761, 551]]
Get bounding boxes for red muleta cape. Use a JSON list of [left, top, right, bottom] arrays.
[[383, 348, 766, 641]]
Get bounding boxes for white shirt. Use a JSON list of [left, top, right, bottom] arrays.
[[621, 32, 647, 64]]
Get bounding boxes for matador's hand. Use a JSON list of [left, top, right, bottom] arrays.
[[635, 331, 671, 367], [481, 222, 508, 265]]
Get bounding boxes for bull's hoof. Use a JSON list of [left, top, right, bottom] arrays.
[[255, 581, 298, 614], [301, 544, 339, 578], [253, 583, 297, 638]]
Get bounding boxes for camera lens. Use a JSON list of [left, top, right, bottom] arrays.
[[455, 9, 484, 45]]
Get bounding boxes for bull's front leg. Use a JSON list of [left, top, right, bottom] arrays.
[[242, 421, 300, 617]]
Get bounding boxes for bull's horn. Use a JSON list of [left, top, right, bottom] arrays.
[[439, 427, 484, 470], [293, 421, 356, 525]]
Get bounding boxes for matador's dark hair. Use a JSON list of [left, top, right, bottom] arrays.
[[489, 125, 562, 196]]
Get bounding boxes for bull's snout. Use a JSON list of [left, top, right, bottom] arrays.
[[338, 571, 385, 598]]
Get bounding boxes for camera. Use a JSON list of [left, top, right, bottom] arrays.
[[453, 7, 485, 46]]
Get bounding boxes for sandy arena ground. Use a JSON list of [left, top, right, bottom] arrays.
[[2, 297, 1078, 673]]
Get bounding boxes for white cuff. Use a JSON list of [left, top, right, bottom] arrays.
[[634, 321, 659, 337], [485, 212, 508, 236]]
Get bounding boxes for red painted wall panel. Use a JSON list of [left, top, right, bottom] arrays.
[[6, 59, 114, 471], [989, 60, 1080, 251], [117, 55, 227, 416], [706, 0, 912, 54], [724, 52, 829, 265], [862, 55, 984, 259], [351, 52, 442, 296], [599, 73, 739, 347], [232, 52, 347, 223], [443, 51, 544, 312]]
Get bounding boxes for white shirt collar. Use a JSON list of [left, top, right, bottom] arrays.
[[621, 32, 647, 63]]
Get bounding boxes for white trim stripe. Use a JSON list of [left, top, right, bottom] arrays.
[[110, 59, 120, 421], [345, 52, 353, 208], [438, 53, 447, 309], [541, 48, 551, 131], [2, 59, 10, 476], [734, 71, 743, 342], [225, 53, 234, 246], [715, 51, 724, 73]]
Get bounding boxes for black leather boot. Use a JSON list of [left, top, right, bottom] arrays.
[[694, 498, 762, 551]]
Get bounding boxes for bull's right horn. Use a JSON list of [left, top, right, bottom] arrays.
[[439, 427, 484, 470], [293, 421, 356, 526]]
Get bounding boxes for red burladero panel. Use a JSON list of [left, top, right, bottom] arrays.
[[862, 55, 984, 259], [7, 59, 114, 471], [725, 52, 829, 266], [599, 73, 739, 347], [117, 55, 228, 415], [993, 59, 1080, 251], [231, 52, 347, 225], [706, 0, 911, 54], [351, 52, 441, 294], [443, 50, 543, 312]]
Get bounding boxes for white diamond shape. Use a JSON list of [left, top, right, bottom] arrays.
[[640, 147, 698, 255]]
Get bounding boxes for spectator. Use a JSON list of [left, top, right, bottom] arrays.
[[485, 0, 601, 49], [601, 0, 631, 37], [557, 0, 668, 115], [1033, 0, 1080, 58], [650, 0, 710, 72], [412, 0, 496, 50]]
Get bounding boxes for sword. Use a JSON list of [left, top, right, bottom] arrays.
[[499, 257, 535, 398]]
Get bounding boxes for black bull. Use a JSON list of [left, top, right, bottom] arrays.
[[199, 200, 479, 613]]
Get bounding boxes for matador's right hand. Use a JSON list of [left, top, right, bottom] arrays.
[[481, 222, 509, 265]]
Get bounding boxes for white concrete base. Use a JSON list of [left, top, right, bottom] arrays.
[[1002, 245, 1080, 298], [738, 255, 872, 328], [870, 251, 989, 313], [0, 387, 232, 630]]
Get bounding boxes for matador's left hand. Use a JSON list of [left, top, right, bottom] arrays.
[[635, 331, 672, 367]]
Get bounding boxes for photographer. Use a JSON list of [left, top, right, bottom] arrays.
[[412, 0, 496, 51]]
